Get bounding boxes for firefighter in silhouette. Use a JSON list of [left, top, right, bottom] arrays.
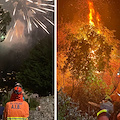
[[3, 86, 29, 120]]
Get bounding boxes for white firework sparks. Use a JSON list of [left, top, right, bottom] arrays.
[[0, 0, 54, 41]]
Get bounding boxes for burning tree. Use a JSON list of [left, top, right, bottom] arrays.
[[60, 24, 118, 80], [57, 21, 119, 100], [58, 1, 119, 89], [57, 0, 120, 115]]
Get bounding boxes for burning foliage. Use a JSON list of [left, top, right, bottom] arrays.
[[57, 0, 120, 118]]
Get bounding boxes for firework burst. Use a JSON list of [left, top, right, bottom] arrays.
[[0, 0, 54, 41]]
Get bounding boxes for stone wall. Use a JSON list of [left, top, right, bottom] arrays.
[[29, 95, 54, 120]]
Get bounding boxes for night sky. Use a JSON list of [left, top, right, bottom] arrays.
[[58, 0, 120, 39]]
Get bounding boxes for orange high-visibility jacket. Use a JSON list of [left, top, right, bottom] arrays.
[[3, 101, 29, 120]]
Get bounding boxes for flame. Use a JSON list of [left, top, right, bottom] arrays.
[[96, 12, 100, 22], [14, 20, 24, 38], [5, 20, 25, 42], [88, 1, 101, 26], [88, 1, 95, 26]]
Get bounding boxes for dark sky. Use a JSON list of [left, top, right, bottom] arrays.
[[58, 0, 120, 39]]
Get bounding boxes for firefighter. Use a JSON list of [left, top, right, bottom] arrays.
[[3, 86, 29, 120], [97, 82, 120, 120], [14, 82, 25, 100], [97, 100, 113, 120], [97, 69, 120, 120]]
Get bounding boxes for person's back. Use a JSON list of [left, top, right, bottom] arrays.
[[3, 86, 29, 120], [4, 101, 29, 119]]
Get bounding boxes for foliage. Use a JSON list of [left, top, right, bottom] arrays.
[[57, 22, 116, 114], [16, 36, 53, 96], [1, 71, 17, 90], [58, 89, 97, 120], [0, 5, 11, 42], [63, 72, 112, 113], [59, 24, 115, 81], [2, 94, 10, 107], [57, 7, 120, 120], [28, 98, 39, 109], [58, 75, 111, 118], [57, 21, 119, 98]]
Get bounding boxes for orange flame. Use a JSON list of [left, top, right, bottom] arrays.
[[88, 1, 95, 26], [88, 1, 101, 26], [96, 12, 100, 22], [14, 20, 24, 38]]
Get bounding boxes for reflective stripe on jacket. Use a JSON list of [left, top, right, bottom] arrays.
[[6, 117, 28, 120]]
